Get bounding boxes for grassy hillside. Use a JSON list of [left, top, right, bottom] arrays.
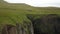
[[0, 0, 60, 27]]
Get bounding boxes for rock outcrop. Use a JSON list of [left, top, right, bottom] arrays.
[[1, 21, 34, 34], [1, 14, 60, 34], [27, 14, 60, 34]]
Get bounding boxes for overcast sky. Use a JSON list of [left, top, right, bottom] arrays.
[[4, 0, 60, 7]]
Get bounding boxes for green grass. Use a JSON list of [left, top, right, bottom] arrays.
[[0, 1, 60, 27]]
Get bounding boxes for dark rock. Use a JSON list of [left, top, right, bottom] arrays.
[[27, 14, 60, 34], [1, 25, 17, 34]]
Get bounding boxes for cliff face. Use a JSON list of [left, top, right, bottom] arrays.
[[1, 20, 34, 34], [1, 14, 60, 34], [27, 14, 60, 34]]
